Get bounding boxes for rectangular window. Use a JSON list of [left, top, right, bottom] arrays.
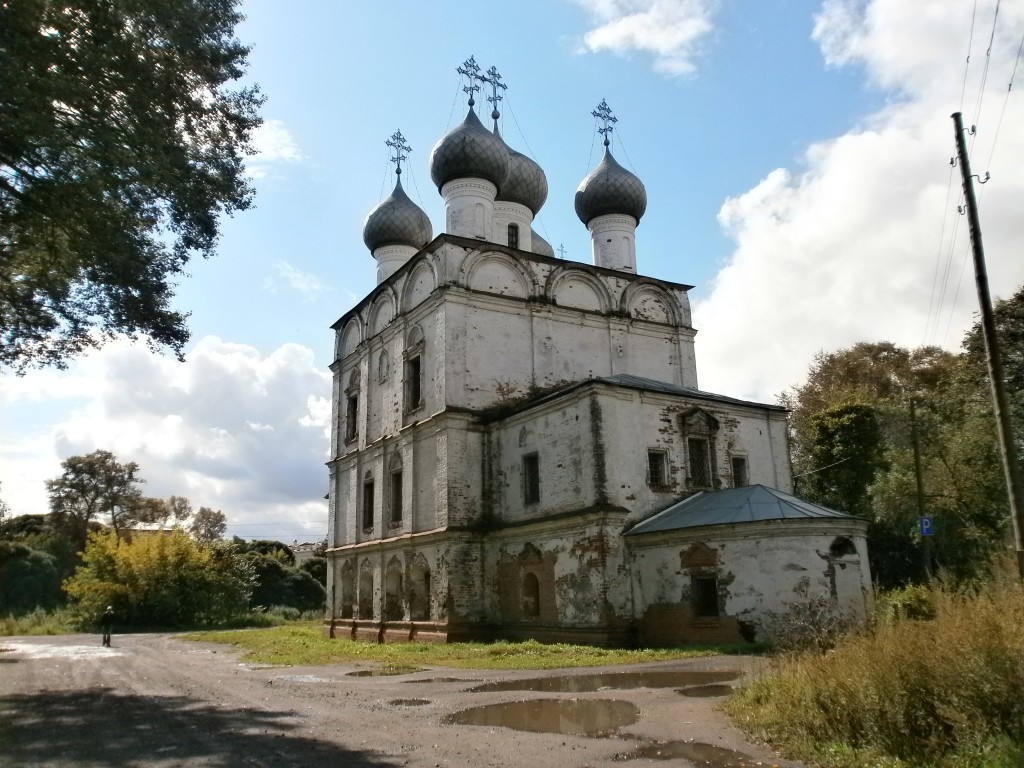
[[647, 450, 668, 487], [390, 470, 403, 524], [362, 480, 374, 529], [688, 438, 711, 488], [693, 576, 720, 618], [345, 395, 359, 441], [405, 356, 422, 411], [731, 456, 749, 488], [523, 453, 540, 505]]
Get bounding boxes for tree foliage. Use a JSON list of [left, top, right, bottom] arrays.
[[64, 528, 251, 627], [46, 449, 146, 544], [0, 540, 63, 613], [188, 506, 227, 542], [0, 0, 263, 371], [784, 322, 1022, 587]]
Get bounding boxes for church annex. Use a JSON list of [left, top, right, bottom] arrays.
[[325, 59, 871, 646]]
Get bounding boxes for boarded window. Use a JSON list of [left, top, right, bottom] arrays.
[[362, 480, 374, 530], [688, 438, 712, 488], [647, 450, 668, 487], [731, 456, 748, 488], [693, 576, 719, 618], [523, 453, 540, 505]]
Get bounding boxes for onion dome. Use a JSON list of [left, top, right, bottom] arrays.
[[531, 229, 555, 258], [429, 108, 511, 191], [574, 148, 647, 226], [496, 147, 548, 214], [362, 177, 433, 252]]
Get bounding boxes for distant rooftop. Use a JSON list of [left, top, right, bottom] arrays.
[[625, 484, 861, 535]]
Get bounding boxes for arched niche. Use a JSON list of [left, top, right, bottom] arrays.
[[408, 552, 431, 621], [369, 289, 397, 337], [546, 266, 612, 312], [339, 559, 356, 619], [337, 318, 362, 360], [357, 559, 374, 620], [401, 259, 438, 313], [462, 250, 534, 299], [384, 555, 404, 621], [621, 281, 680, 325]]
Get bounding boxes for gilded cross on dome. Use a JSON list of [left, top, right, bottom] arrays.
[[457, 56, 482, 108], [592, 99, 618, 148], [385, 130, 412, 176]]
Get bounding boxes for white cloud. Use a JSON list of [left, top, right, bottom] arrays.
[[264, 260, 330, 300], [248, 119, 305, 179], [0, 337, 332, 541], [571, 0, 717, 75], [694, 0, 1024, 403]]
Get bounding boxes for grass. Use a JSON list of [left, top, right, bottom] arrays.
[[725, 573, 1024, 768], [0, 608, 79, 636], [180, 624, 752, 670]]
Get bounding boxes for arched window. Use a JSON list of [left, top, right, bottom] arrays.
[[388, 452, 404, 526], [522, 572, 540, 618], [508, 222, 520, 249]]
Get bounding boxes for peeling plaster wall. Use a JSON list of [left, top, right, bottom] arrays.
[[629, 522, 872, 642]]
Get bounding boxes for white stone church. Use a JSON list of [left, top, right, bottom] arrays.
[[325, 62, 871, 646]]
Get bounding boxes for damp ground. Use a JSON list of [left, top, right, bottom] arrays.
[[0, 633, 806, 768]]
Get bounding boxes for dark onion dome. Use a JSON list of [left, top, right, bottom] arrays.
[[362, 177, 433, 252], [496, 147, 548, 214], [574, 148, 647, 226], [531, 229, 555, 258], [429, 108, 511, 191]]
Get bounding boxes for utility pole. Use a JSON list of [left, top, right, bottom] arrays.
[[951, 112, 1024, 581]]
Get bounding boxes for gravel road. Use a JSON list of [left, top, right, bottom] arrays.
[[0, 633, 806, 768]]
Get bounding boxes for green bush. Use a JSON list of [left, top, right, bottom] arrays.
[[0, 542, 64, 614], [64, 530, 252, 628]]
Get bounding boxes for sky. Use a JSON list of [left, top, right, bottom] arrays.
[[2, 0, 1022, 542]]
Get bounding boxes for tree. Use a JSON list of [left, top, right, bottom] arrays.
[[46, 449, 144, 544], [189, 506, 227, 542], [64, 528, 252, 627], [0, 0, 263, 371]]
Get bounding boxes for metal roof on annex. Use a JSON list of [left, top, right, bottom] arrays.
[[596, 374, 787, 411], [625, 484, 862, 536]]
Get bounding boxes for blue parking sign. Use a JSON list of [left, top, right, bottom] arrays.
[[919, 516, 934, 536]]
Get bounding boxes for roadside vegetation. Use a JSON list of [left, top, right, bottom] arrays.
[[181, 624, 751, 669], [727, 566, 1024, 768]]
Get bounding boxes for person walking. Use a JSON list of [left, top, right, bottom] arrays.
[[100, 606, 114, 647]]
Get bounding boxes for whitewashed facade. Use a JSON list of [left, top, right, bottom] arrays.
[[325, 75, 871, 645]]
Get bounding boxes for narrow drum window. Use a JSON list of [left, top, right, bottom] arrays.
[[523, 453, 540, 505], [508, 222, 520, 249]]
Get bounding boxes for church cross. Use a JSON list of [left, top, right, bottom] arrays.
[[557, 244, 567, 259], [457, 56, 482, 108], [385, 130, 412, 176], [592, 99, 618, 148], [479, 65, 507, 126]]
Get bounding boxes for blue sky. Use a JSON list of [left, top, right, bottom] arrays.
[[2, 0, 1022, 542]]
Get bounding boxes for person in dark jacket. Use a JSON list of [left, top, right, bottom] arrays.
[[100, 606, 114, 647]]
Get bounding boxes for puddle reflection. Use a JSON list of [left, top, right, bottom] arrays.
[[613, 740, 759, 765], [471, 669, 737, 693], [445, 698, 639, 736], [678, 684, 735, 698], [346, 665, 421, 677]]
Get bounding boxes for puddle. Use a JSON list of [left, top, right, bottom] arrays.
[[613, 740, 759, 765], [471, 669, 737, 693], [273, 674, 334, 683], [445, 698, 639, 736], [389, 698, 431, 706], [347, 665, 421, 677], [678, 684, 735, 698], [405, 676, 471, 684]]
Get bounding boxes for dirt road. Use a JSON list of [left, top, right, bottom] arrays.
[[0, 633, 805, 767]]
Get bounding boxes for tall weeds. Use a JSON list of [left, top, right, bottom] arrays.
[[727, 572, 1024, 767]]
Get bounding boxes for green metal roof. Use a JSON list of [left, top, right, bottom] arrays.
[[625, 484, 862, 535]]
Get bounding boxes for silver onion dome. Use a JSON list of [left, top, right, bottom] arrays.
[[429, 108, 512, 191], [574, 148, 647, 226], [362, 177, 433, 252], [531, 229, 555, 258], [496, 147, 548, 214]]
